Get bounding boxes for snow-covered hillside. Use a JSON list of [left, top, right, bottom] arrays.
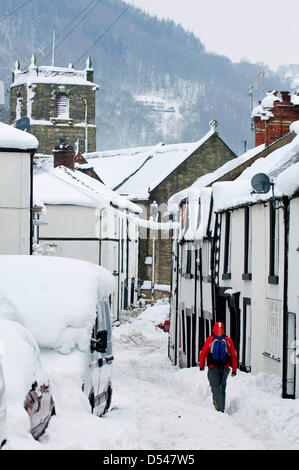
[[2, 301, 299, 451], [0, 0, 290, 154]]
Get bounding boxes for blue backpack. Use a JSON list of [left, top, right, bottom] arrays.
[[211, 336, 227, 362]]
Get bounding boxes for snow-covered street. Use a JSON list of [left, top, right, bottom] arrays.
[[3, 301, 299, 451]]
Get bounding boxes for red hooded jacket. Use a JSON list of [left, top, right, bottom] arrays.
[[199, 322, 237, 373]]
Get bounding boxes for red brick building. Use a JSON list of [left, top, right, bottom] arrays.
[[252, 90, 299, 146]]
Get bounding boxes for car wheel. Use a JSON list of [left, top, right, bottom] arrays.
[[0, 439, 7, 449], [103, 385, 112, 416], [89, 390, 95, 413]]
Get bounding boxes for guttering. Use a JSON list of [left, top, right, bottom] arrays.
[[0, 147, 37, 153], [214, 193, 290, 215]]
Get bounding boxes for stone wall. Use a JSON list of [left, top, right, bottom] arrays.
[[10, 83, 97, 154], [29, 123, 96, 155]]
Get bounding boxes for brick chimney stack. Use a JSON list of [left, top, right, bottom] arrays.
[[252, 90, 299, 147], [280, 91, 291, 103], [53, 140, 75, 170]]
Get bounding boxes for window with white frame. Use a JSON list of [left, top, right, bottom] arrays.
[[264, 299, 282, 360], [268, 205, 280, 284]]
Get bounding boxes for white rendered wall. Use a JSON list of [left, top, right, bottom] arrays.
[[288, 197, 299, 397], [218, 204, 284, 378], [0, 151, 31, 254], [38, 204, 139, 319]]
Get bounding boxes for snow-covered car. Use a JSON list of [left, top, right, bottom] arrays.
[[0, 319, 55, 442], [82, 297, 114, 416], [0, 343, 7, 449], [0, 256, 115, 418]]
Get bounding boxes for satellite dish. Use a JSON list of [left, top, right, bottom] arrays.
[[15, 117, 30, 132], [251, 172, 271, 194]]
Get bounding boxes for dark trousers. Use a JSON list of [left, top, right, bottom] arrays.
[[207, 367, 230, 412]]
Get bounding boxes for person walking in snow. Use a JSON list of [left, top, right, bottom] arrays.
[[199, 322, 237, 413]]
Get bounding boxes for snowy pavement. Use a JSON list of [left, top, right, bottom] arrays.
[[3, 301, 299, 451]]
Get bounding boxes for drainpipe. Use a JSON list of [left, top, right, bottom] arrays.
[[211, 213, 220, 320], [29, 150, 34, 255], [117, 219, 121, 323], [194, 246, 198, 364], [282, 196, 292, 398], [98, 207, 106, 265], [174, 242, 180, 366], [84, 99, 88, 153], [126, 210, 129, 309]]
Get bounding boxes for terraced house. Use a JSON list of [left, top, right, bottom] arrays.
[[167, 89, 299, 399]]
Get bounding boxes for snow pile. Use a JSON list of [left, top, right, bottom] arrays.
[[261, 90, 281, 109], [251, 91, 282, 120], [12, 63, 98, 89], [0, 319, 48, 405], [195, 188, 213, 241], [290, 120, 299, 135], [0, 256, 114, 353], [182, 189, 213, 242], [291, 93, 299, 106], [276, 161, 299, 196], [0, 122, 38, 150]]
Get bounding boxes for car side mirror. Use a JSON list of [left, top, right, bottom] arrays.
[[96, 330, 107, 353], [90, 330, 108, 353]]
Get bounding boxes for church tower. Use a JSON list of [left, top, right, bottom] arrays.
[[9, 55, 98, 155]]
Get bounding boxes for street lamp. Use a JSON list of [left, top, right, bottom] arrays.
[[150, 201, 158, 306]]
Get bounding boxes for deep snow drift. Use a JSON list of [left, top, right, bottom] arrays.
[[3, 302, 299, 450]]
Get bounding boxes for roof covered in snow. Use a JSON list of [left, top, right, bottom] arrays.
[[11, 56, 98, 89], [0, 121, 38, 151], [84, 129, 216, 200], [261, 90, 281, 109], [34, 163, 141, 214], [168, 143, 265, 211], [213, 123, 299, 212], [170, 123, 299, 242]]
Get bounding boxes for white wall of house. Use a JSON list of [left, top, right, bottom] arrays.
[[218, 203, 285, 377], [37, 204, 139, 320], [39, 204, 98, 239], [0, 151, 31, 254], [288, 197, 299, 314]]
